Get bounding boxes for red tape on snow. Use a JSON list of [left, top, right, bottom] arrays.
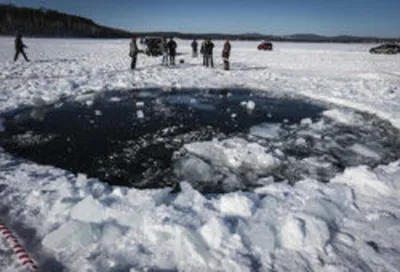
[[0, 224, 38, 271]]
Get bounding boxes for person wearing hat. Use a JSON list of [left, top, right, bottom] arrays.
[[222, 40, 231, 70], [14, 32, 30, 62], [129, 37, 139, 69]]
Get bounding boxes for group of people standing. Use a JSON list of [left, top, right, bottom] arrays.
[[13, 34, 231, 71], [129, 37, 178, 69], [192, 39, 231, 70], [129, 37, 231, 71], [161, 37, 177, 66]]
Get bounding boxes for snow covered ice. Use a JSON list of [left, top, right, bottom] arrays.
[[1, 38, 400, 271]]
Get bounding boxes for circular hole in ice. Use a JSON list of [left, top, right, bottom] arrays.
[[0, 88, 399, 194]]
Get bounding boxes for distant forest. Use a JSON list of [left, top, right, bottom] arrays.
[[0, 4, 132, 38], [0, 4, 398, 43]]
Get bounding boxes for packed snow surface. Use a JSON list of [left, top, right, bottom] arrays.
[[0, 38, 400, 271]]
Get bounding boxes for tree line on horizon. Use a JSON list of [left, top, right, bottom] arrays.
[[0, 4, 132, 38]]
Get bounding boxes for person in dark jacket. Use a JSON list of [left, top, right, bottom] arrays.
[[191, 39, 198, 57], [167, 37, 177, 65], [222, 40, 231, 70], [129, 37, 139, 69], [200, 40, 206, 65], [14, 33, 30, 62], [204, 39, 214, 68]]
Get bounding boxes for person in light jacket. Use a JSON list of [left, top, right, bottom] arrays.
[[222, 40, 231, 70], [160, 37, 168, 66]]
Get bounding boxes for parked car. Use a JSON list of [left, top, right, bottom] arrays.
[[369, 43, 400, 55], [258, 41, 273, 51]]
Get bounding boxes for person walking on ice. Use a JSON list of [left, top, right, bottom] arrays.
[[167, 37, 177, 66], [129, 37, 139, 69], [14, 33, 30, 62], [222, 39, 231, 70]]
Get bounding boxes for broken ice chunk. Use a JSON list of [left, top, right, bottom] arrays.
[[250, 123, 281, 139], [349, 144, 381, 160], [247, 100, 256, 111], [136, 110, 144, 119], [42, 220, 101, 252], [109, 97, 121, 102], [300, 118, 312, 126]]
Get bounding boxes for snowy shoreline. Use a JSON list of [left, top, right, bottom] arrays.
[[1, 38, 400, 271]]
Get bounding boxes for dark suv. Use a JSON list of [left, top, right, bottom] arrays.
[[370, 43, 400, 55], [143, 37, 163, 56]]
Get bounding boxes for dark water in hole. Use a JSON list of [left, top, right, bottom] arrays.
[[0, 88, 325, 189], [2, 88, 400, 193]]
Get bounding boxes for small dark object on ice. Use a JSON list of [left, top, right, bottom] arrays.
[[179, 59, 184, 64], [170, 183, 181, 194], [369, 43, 400, 55], [366, 241, 380, 253]]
